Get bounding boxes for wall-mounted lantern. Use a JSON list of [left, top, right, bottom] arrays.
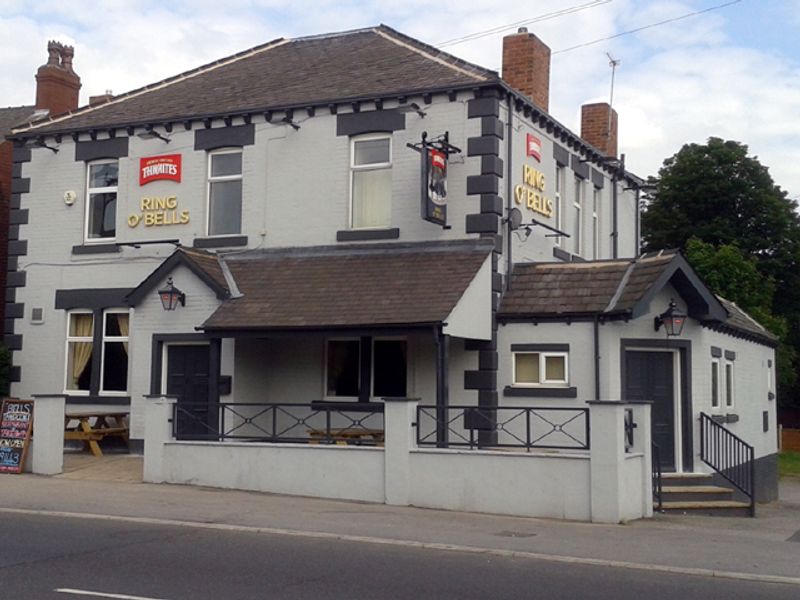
[[654, 299, 686, 337], [158, 277, 185, 311]]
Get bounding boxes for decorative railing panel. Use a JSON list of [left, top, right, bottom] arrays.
[[415, 405, 590, 450], [652, 442, 663, 511], [699, 412, 755, 516], [172, 402, 385, 446]]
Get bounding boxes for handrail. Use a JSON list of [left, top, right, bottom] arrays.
[[652, 442, 663, 512], [699, 412, 755, 517]]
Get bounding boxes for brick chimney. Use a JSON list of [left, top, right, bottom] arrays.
[[581, 102, 618, 157], [35, 41, 81, 117], [502, 27, 550, 112]]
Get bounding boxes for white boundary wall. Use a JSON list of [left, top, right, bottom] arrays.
[[143, 397, 652, 523]]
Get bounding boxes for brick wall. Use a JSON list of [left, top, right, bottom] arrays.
[[581, 102, 618, 158], [502, 28, 550, 112]]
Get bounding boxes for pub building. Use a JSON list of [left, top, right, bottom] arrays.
[[8, 26, 778, 513]]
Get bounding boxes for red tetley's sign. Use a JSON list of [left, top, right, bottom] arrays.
[[139, 154, 182, 186]]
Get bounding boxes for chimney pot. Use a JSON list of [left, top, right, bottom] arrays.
[[502, 30, 550, 112], [35, 40, 81, 117]]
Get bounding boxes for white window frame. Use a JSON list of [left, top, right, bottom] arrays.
[[349, 134, 392, 230], [84, 159, 118, 243], [512, 351, 569, 387], [100, 308, 131, 395], [592, 187, 600, 260], [724, 359, 735, 409], [64, 310, 94, 395], [206, 148, 243, 237], [554, 166, 564, 247], [573, 177, 583, 256], [711, 358, 721, 409]]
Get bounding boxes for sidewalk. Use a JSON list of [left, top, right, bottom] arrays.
[[1, 455, 799, 584]]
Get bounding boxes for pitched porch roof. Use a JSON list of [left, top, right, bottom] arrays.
[[199, 239, 493, 334], [498, 250, 776, 346]]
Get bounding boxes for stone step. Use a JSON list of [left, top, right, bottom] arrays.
[[659, 499, 752, 517], [661, 473, 714, 486], [661, 485, 734, 503]]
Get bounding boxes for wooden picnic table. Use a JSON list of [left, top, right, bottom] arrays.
[[64, 411, 130, 457], [307, 427, 384, 445]]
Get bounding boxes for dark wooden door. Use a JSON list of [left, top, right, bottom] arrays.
[[167, 345, 213, 439], [625, 351, 676, 471]]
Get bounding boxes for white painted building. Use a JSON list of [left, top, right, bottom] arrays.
[[9, 26, 777, 520]]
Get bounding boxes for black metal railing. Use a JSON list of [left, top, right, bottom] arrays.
[[652, 442, 663, 512], [415, 405, 590, 450], [171, 402, 385, 445], [699, 412, 756, 516]]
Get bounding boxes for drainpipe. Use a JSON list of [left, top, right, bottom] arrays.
[[433, 324, 449, 448], [635, 186, 641, 256], [612, 153, 625, 259], [593, 314, 601, 400], [505, 94, 513, 288]]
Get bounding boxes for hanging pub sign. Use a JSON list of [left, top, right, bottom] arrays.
[[140, 154, 182, 186], [408, 131, 460, 228]]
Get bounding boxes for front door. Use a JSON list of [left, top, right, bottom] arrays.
[[166, 345, 213, 439], [624, 351, 676, 471]]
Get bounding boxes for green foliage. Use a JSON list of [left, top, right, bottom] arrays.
[[643, 138, 800, 406]]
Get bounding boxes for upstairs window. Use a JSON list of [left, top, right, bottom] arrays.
[[208, 149, 243, 236], [592, 187, 600, 259], [85, 160, 118, 242], [573, 177, 583, 256], [554, 166, 564, 246], [350, 136, 392, 229], [513, 352, 568, 386]]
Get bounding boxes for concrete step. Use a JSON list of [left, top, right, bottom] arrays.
[[659, 499, 752, 517], [661, 485, 734, 503], [661, 473, 714, 486]]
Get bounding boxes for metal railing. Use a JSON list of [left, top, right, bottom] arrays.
[[652, 442, 663, 512], [415, 405, 590, 450], [699, 412, 756, 516], [171, 402, 385, 445]]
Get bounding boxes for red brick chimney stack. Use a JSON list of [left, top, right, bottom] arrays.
[[502, 27, 551, 112], [581, 102, 618, 157], [35, 41, 81, 117]]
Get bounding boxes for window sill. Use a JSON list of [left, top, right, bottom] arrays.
[[193, 235, 248, 249], [65, 395, 131, 406], [72, 243, 120, 255], [503, 386, 577, 398], [337, 228, 399, 242]]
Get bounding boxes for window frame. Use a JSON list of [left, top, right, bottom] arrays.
[[592, 186, 600, 260], [349, 134, 393, 230], [573, 176, 583, 256], [206, 148, 244, 237], [99, 308, 131, 395], [64, 309, 95, 395], [711, 358, 721, 409], [323, 335, 408, 401], [84, 159, 119, 243], [512, 351, 569, 387], [724, 359, 735, 409], [554, 166, 564, 247]]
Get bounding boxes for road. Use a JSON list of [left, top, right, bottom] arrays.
[[1, 513, 796, 600]]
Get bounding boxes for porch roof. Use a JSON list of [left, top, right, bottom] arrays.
[[201, 239, 493, 332]]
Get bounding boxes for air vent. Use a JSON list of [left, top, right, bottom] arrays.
[[31, 307, 44, 324]]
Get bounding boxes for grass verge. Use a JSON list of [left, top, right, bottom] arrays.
[[779, 451, 800, 477]]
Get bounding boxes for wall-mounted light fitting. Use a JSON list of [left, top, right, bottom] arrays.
[[158, 277, 185, 311], [654, 299, 686, 337]]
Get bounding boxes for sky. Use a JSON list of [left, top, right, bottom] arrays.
[[2, 0, 799, 198]]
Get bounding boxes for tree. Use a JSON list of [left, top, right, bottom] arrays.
[[643, 138, 800, 406]]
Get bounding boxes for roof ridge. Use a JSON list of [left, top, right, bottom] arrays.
[[15, 37, 290, 134], [375, 24, 495, 83]]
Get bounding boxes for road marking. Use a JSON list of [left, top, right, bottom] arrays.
[[2, 507, 797, 588], [55, 589, 170, 600]]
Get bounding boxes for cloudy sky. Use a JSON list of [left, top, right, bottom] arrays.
[[2, 0, 798, 198]]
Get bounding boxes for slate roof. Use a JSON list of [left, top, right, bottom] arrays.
[[499, 251, 776, 346], [0, 105, 36, 140], [16, 26, 495, 137], [201, 240, 492, 330]]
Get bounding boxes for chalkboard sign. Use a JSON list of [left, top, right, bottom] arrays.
[[0, 399, 33, 474]]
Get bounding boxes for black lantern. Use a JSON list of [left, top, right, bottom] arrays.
[[158, 277, 185, 311], [654, 299, 686, 337]]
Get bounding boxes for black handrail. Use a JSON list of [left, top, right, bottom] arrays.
[[699, 412, 756, 517], [652, 442, 663, 512]]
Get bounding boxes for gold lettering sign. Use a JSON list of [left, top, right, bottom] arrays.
[[128, 196, 190, 228], [514, 165, 553, 218]]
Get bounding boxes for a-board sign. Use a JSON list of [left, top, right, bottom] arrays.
[[0, 399, 33, 474]]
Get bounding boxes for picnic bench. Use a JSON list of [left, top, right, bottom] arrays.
[[307, 427, 384, 445], [64, 411, 130, 457]]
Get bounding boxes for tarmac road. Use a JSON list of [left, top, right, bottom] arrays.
[[1, 512, 798, 600]]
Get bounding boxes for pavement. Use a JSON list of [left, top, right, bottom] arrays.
[[1, 451, 799, 586]]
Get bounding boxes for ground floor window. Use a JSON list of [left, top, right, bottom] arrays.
[[325, 337, 407, 400], [65, 309, 130, 396], [513, 351, 568, 386]]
